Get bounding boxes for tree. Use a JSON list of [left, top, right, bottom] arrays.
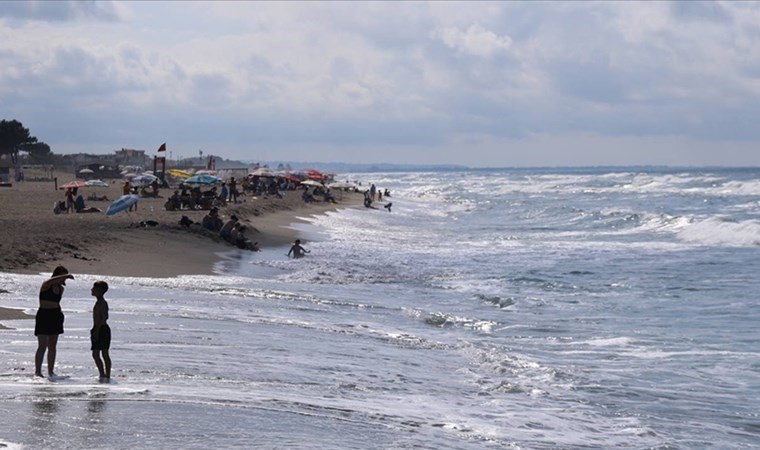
[[24, 142, 53, 164], [0, 119, 38, 157]]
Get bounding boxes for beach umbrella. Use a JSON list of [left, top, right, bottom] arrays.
[[79, 168, 94, 174], [280, 173, 301, 182], [327, 181, 356, 190], [250, 167, 274, 177], [305, 169, 325, 181], [105, 194, 139, 216], [59, 180, 88, 190], [185, 174, 220, 185], [85, 179, 109, 187], [167, 169, 192, 179], [131, 174, 159, 186], [300, 179, 324, 187]]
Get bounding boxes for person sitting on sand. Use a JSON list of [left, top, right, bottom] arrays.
[[53, 201, 66, 215], [180, 188, 192, 209], [230, 222, 242, 243], [220, 215, 238, 241], [267, 180, 284, 199], [74, 194, 85, 212], [165, 190, 181, 211], [235, 226, 260, 251], [202, 207, 223, 232], [179, 215, 194, 227], [323, 189, 336, 204], [34, 266, 74, 378], [74, 195, 102, 213], [90, 281, 112, 382], [287, 239, 310, 258], [302, 187, 315, 203]]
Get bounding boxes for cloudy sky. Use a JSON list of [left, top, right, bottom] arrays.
[[1, 1, 759, 167]]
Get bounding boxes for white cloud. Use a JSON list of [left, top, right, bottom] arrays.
[[0, 2, 759, 166], [437, 24, 512, 57]]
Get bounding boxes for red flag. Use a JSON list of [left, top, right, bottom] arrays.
[[157, 143, 166, 152]]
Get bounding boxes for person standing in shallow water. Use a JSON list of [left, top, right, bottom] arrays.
[[287, 239, 310, 258], [34, 266, 74, 377], [90, 281, 112, 382]]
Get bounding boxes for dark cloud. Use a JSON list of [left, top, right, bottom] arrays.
[[320, 2, 433, 50], [0, 0, 123, 23], [670, 1, 732, 24], [549, 56, 626, 104], [189, 72, 235, 107]]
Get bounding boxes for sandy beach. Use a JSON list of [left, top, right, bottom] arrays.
[[0, 170, 360, 326]]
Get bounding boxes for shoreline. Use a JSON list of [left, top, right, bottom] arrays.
[[0, 171, 361, 278], [0, 306, 32, 329], [26, 198, 356, 279], [0, 171, 362, 327]]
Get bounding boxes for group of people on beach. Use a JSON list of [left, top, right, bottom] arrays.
[[34, 266, 112, 382], [54, 187, 102, 214], [217, 213, 260, 251], [32, 236, 312, 380], [363, 183, 392, 212]]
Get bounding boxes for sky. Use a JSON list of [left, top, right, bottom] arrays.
[[1, 1, 759, 167]]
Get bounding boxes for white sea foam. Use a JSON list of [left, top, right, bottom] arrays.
[[717, 179, 760, 196], [678, 217, 760, 246], [573, 336, 634, 347], [2, 168, 758, 449]]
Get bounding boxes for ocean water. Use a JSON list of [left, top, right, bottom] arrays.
[[1, 167, 759, 449]]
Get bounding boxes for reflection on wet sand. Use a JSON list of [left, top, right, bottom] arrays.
[[86, 393, 108, 423], [30, 396, 60, 446]]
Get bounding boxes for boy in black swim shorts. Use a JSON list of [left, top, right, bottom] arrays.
[[90, 281, 112, 382]]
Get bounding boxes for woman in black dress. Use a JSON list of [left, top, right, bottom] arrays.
[[34, 266, 74, 377]]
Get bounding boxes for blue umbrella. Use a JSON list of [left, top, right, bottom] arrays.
[[106, 194, 139, 216], [184, 174, 219, 185]]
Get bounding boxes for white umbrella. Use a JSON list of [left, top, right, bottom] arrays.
[[300, 179, 324, 187], [131, 174, 159, 186], [327, 182, 356, 190], [250, 167, 274, 176], [79, 168, 94, 174], [85, 179, 109, 187]]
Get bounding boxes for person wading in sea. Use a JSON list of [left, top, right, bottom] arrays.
[[287, 239, 310, 259], [34, 266, 74, 378]]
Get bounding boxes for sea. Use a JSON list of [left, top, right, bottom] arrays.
[[0, 167, 758, 449]]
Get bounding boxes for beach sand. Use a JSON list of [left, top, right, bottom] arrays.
[[0, 169, 361, 326]]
